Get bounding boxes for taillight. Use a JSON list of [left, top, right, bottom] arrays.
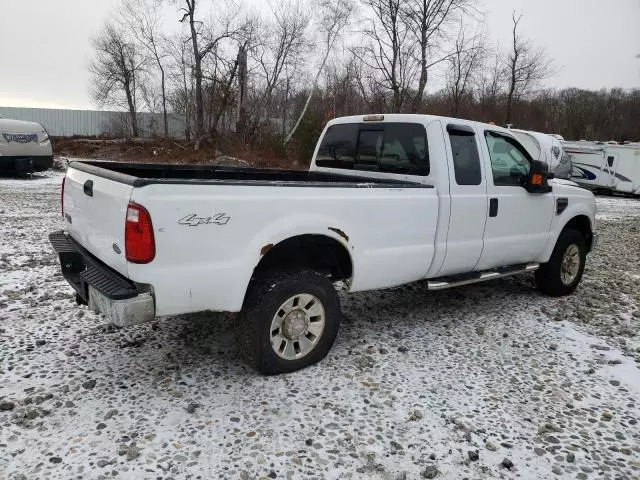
[[125, 202, 155, 263], [61, 176, 66, 217]]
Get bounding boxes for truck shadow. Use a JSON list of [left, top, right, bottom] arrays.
[[105, 274, 541, 375], [337, 274, 542, 339], [82, 273, 548, 399]]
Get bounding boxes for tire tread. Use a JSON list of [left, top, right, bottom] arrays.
[[237, 269, 341, 375], [535, 229, 586, 297]]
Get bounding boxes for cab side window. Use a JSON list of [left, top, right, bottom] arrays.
[[485, 131, 531, 186], [447, 125, 481, 185]]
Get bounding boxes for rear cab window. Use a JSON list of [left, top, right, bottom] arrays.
[[316, 122, 429, 176]]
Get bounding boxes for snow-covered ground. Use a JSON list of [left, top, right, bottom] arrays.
[[1, 171, 639, 480], [596, 196, 640, 220]]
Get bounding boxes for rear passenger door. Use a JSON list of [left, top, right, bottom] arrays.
[[438, 124, 488, 276]]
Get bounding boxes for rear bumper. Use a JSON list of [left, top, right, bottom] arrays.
[[87, 287, 155, 327], [49, 230, 155, 326], [0, 155, 53, 172]]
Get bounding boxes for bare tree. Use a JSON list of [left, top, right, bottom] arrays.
[[178, 0, 248, 139], [478, 53, 503, 101], [355, 0, 415, 112], [248, 0, 310, 136], [475, 51, 504, 120], [445, 23, 484, 116], [503, 12, 554, 124], [90, 22, 145, 136], [120, 0, 170, 136], [167, 33, 195, 140], [285, 0, 354, 144], [205, 43, 245, 142], [405, 0, 475, 112]]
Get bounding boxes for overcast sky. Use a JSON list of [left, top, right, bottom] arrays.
[[0, 0, 638, 110]]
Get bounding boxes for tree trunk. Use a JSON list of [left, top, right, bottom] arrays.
[[284, 36, 334, 145], [182, 65, 191, 141], [160, 65, 168, 137], [411, 18, 428, 114], [412, 70, 427, 113], [124, 81, 138, 137], [506, 74, 516, 125], [187, 3, 205, 138], [392, 87, 401, 112], [194, 54, 205, 137]]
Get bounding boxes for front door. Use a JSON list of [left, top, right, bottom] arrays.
[[477, 130, 554, 270]]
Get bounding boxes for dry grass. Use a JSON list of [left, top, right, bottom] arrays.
[[51, 136, 305, 170]]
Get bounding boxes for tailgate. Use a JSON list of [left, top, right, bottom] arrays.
[[63, 165, 133, 277]]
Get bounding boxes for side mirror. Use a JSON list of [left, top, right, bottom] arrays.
[[524, 160, 552, 193]]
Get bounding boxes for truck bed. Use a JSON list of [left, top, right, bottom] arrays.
[[71, 160, 430, 188], [62, 158, 439, 315]]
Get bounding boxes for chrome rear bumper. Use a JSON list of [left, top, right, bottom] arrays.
[[88, 287, 155, 327], [50, 230, 156, 327]]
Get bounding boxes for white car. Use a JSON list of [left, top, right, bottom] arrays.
[[0, 116, 53, 173], [50, 114, 598, 374]]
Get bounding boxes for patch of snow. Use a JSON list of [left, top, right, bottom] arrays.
[[0, 170, 64, 189], [596, 196, 640, 220], [561, 323, 640, 398]]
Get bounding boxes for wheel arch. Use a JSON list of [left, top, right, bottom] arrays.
[[542, 212, 595, 263], [249, 233, 353, 291], [561, 214, 594, 251]]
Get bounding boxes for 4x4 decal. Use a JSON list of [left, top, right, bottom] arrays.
[[178, 213, 230, 226]]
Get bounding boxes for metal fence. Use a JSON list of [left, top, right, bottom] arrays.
[[0, 106, 187, 138]]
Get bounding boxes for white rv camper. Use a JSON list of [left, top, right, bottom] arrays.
[[563, 141, 640, 195], [511, 129, 572, 179]]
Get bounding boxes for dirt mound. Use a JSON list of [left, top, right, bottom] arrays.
[[51, 137, 304, 170]]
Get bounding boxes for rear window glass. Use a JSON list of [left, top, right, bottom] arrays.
[[316, 122, 429, 176], [448, 130, 482, 185]]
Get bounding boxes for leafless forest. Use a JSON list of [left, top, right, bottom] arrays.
[[89, 0, 640, 160]]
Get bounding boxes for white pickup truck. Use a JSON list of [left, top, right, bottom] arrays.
[[50, 114, 598, 374]]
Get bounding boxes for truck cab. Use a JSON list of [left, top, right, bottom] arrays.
[[310, 114, 595, 280]]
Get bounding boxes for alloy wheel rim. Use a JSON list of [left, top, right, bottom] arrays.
[[560, 244, 581, 285], [270, 293, 326, 360]]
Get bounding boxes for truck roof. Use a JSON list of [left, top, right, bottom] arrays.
[[327, 114, 513, 135]]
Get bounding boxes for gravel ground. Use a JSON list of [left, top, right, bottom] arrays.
[[1, 171, 639, 480]]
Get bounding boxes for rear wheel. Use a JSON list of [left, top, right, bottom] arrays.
[[535, 229, 586, 296], [237, 270, 341, 375]]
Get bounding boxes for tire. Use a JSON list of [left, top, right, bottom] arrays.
[[535, 229, 587, 297], [237, 269, 342, 375]]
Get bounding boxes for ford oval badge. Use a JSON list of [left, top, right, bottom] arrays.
[[112, 243, 122, 255]]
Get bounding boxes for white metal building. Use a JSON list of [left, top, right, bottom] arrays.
[[0, 106, 187, 138]]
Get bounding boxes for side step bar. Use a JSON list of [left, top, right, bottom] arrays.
[[427, 263, 539, 291]]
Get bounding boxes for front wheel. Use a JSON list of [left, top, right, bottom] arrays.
[[535, 229, 587, 296], [237, 270, 342, 375]]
